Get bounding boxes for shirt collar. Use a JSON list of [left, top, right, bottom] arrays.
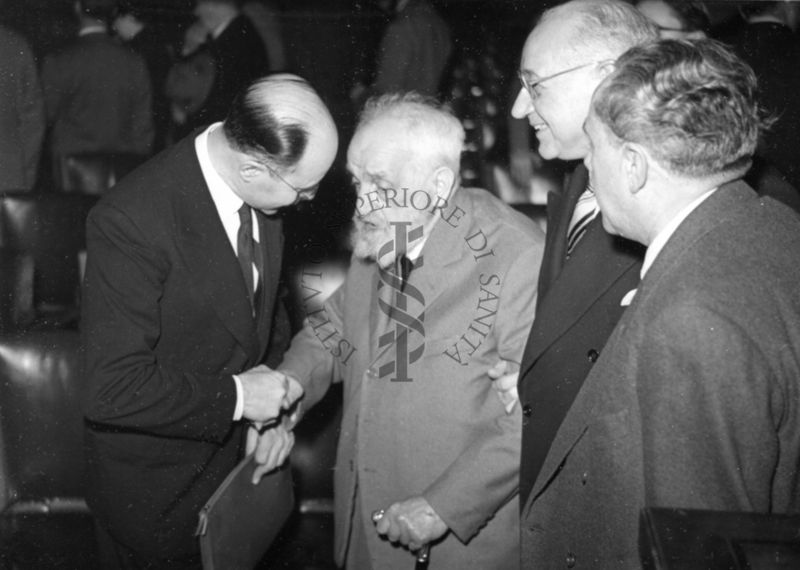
[[195, 123, 243, 216], [641, 187, 717, 279]]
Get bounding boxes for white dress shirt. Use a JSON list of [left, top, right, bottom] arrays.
[[195, 123, 260, 421]]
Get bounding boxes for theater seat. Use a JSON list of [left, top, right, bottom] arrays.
[[0, 192, 97, 327], [0, 329, 96, 569], [57, 153, 143, 195]]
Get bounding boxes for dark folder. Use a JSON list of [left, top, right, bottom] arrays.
[[196, 455, 294, 570]]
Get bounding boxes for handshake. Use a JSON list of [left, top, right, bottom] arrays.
[[239, 366, 304, 484]]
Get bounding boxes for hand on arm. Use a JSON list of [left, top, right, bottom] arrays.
[[488, 359, 520, 414], [239, 365, 304, 423]]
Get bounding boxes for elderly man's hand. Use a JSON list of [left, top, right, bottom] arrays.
[[488, 359, 520, 413], [239, 366, 304, 422], [246, 423, 295, 484], [374, 497, 448, 551]]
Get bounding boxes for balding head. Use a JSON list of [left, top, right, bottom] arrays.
[[540, 0, 658, 64], [223, 74, 338, 180], [213, 74, 338, 214], [511, 0, 657, 160]]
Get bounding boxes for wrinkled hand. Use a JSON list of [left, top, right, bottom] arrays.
[[239, 365, 303, 423], [246, 423, 295, 484], [488, 359, 520, 414], [374, 497, 448, 551]]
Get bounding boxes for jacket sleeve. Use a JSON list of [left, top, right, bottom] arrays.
[[81, 203, 237, 443], [423, 237, 543, 542], [279, 281, 348, 409]]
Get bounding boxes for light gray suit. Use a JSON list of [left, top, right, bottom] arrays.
[[282, 187, 544, 569]]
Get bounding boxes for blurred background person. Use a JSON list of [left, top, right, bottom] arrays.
[[350, 0, 452, 108], [112, 0, 172, 153], [242, 0, 287, 72], [720, 0, 800, 191], [177, 0, 268, 138], [0, 19, 44, 191], [635, 0, 710, 39], [165, 19, 216, 144], [41, 0, 153, 191]]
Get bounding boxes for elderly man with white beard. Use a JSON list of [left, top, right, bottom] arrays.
[[253, 92, 544, 569]]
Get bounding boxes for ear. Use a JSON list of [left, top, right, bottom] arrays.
[[431, 166, 457, 202], [239, 160, 265, 183], [622, 143, 648, 195], [597, 59, 617, 79]]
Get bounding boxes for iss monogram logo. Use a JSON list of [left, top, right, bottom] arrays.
[[377, 221, 425, 382]]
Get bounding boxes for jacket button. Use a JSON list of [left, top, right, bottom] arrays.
[[566, 552, 577, 568], [587, 349, 599, 363], [522, 404, 533, 417]]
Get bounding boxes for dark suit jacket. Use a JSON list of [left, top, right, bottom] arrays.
[[41, 31, 153, 160], [517, 163, 644, 503], [520, 182, 800, 568], [81, 133, 286, 561], [186, 15, 267, 131]]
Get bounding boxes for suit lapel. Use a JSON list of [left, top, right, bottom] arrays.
[[537, 164, 588, 300], [519, 218, 643, 380], [173, 139, 258, 355]]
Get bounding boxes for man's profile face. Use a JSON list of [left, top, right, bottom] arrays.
[[347, 119, 437, 266], [583, 111, 629, 237], [511, 14, 606, 161]]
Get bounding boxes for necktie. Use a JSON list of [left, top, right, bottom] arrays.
[[396, 254, 414, 292], [566, 186, 600, 255], [237, 204, 258, 305]]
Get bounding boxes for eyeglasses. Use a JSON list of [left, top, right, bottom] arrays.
[[518, 60, 613, 101], [264, 163, 319, 204]]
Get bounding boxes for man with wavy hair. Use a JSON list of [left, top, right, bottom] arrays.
[[525, 38, 800, 567]]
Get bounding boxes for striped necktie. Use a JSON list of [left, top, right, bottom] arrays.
[[566, 186, 600, 255]]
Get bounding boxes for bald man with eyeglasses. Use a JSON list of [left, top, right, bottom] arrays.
[[82, 74, 338, 569]]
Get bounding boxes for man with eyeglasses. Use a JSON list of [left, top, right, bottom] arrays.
[[82, 74, 337, 568], [486, 0, 657, 564]]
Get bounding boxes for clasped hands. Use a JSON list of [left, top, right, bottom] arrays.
[[373, 496, 448, 552], [239, 365, 304, 484]]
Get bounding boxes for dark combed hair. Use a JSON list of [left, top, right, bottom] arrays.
[[592, 38, 770, 180], [223, 77, 309, 168]]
